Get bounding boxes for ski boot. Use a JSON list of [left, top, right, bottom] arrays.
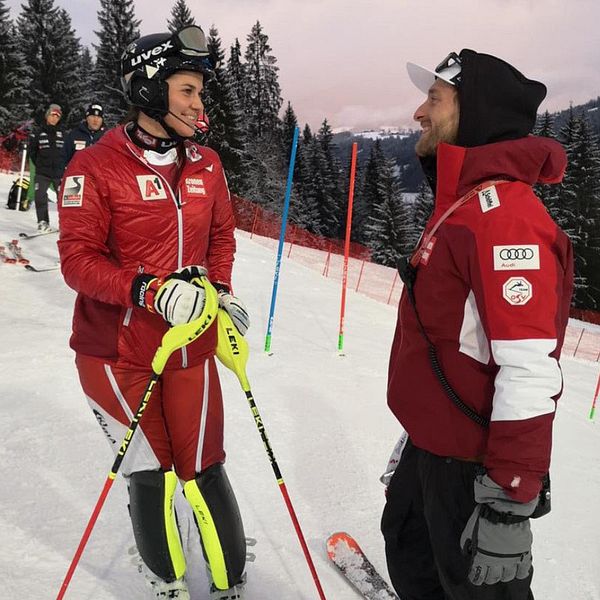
[[131, 546, 190, 599]]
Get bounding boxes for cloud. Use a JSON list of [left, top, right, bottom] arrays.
[[7, 0, 600, 130]]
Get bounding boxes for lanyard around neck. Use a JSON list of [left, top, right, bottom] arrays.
[[410, 179, 508, 268]]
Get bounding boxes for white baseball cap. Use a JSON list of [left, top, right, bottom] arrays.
[[407, 52, 462, 94]]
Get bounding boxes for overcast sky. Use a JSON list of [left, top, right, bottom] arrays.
[[7, 0, 600, 131]]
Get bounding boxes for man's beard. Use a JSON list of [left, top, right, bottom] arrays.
[[415, 115, 459, 157]]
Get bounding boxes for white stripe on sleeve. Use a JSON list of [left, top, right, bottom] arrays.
[[459, 290, 490, 364], [490, 339, 561, 421]]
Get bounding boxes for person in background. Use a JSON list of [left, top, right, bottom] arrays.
[[381, 49, 574, 600], [64, 102, 106, 164], [58, 25, 250, 600], [28, 103, 65, 232]]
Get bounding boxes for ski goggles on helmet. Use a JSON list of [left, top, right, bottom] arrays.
[[175, 26, 209, 57]]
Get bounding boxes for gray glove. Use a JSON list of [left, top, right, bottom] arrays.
[[460, 474, 538, 586]]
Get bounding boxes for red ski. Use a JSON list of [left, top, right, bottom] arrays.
[[6, 239, 30, 265], [326, 532, 399, 600], [0, 245, 17, 263]]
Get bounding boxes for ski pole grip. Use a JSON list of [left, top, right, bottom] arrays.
[[151, 278, 219, 375], [216, 308, 251, 391]]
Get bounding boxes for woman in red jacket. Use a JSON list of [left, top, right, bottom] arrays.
[[58, 25, 249, 600]]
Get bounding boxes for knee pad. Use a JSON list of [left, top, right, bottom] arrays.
[[183, 463, 246, 590], [128, 470, 186, 581]]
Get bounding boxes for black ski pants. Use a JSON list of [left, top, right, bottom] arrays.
[[381, 440, 534, 600], [34, 174, 61, 224]]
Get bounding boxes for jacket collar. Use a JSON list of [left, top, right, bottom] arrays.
[[433, 135, 567, 212]]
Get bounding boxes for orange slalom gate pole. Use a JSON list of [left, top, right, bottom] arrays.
[[338, 142, 358, 353]]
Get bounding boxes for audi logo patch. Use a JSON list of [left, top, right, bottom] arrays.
[[493, 245, 540, 271]]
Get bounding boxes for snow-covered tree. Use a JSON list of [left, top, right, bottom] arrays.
[[0, 1, 29, 131], [316, 119, 344, 238], [533, 110, 562, 223], [167, 0, 195, 32], [353, 140, 384, 242], [407, 179, 434, 249], [364, 157, 411, 266], [243, 21, 282, 139], [226, 38, 245, 115], [17, 0, 81, 124], [203, 26, 247, 194], [94, 0, 140, 123], [561, 114, 600, 309]]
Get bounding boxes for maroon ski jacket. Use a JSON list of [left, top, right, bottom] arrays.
[[387, 136, 573, 502], [57, 126, 236, 370]]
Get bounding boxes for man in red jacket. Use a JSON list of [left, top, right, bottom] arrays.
[[381, 50, 573, 600]]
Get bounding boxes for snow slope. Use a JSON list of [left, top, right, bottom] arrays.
[[0, 173, 598, 600]]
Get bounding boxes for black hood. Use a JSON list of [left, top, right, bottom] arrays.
[[456, 49, 547, 147]]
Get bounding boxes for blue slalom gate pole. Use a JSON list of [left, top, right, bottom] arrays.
[[264, 126, 300, 353]]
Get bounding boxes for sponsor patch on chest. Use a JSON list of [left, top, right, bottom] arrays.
[[502, 277, 533, 305], [185, 177, 207, 197], [136, 175, 168, 200], [493, 245, 540, 270], [478, 185, 500, 213], [74, 140, 87, 151], [61, 175, 85, 207]]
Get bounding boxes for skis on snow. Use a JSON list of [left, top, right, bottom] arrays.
[[1, 239, 59, 271], [19, 228, 58, 239], [24, 263, 60, 272], [326, 532, 399, 600], [6, 239, 29, 264]]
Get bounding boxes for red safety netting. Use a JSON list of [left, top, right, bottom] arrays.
[[232, 194, 600, 363]]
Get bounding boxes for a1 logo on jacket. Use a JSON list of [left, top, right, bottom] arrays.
[[136, 175, 168, 201]]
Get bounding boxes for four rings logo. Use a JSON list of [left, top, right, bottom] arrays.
[[500, 248, 534, 260], [493, 245, 540, 271]]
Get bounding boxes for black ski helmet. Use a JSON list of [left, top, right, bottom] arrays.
[[121, 25, 212, 119]]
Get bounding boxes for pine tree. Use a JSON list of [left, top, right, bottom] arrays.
[[533, 110, 562, 222], [281, 102, 298, 157], [353, 140, 384, 242], [167, 0, 195, 32], [562, 114, 600, 309], [243, 21, 282, 139], [316, 119, 344, 238], [226, 38, 245, 114], [17, 0, 81, 124], [365, 157, 411, 266], [94, 0, 140, 123], [0, 1, 29, 131], [407, 179, 434, 249], [290, 123, 321, 231], [203, 26, 247, 194]]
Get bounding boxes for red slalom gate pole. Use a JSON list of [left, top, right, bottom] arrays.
[[589, 368, 600, 420], [338, 142, 358, 354]]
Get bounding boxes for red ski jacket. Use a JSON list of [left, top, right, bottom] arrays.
[[387, 137, 573, 502], [57, 126, 236, 370]]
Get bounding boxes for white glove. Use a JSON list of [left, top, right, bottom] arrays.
[[217, 288, 250, 335], [155, 278, 206, 326]]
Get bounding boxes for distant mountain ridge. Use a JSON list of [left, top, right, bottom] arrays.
[[332, 96, 600, 192]]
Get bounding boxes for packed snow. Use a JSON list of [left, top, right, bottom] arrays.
[[0, 172, 599, 599]]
